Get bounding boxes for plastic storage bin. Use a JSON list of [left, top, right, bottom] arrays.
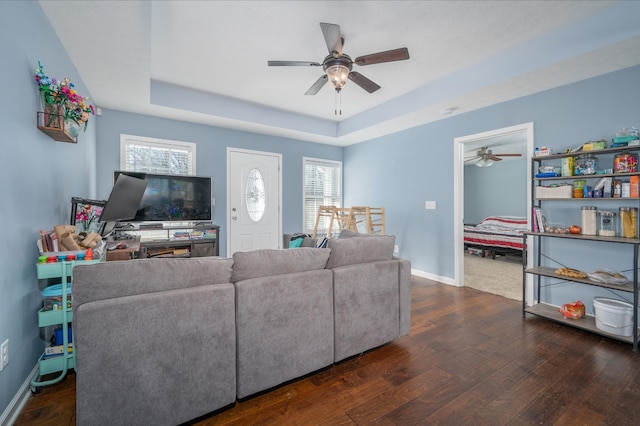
[[593, 297, 634, 336]]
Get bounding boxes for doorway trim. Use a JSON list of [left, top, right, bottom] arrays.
[[453, 122, 534, 302], [226, 147, 283, 256]]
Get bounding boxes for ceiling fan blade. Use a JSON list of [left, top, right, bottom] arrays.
[[268, 60, 321, 67], [320, 22, 343, 57], [464, 157, 480, 163], [493, 153, 522, 157], [489, 156, 504, 162], [305, 75, 328, 95], [354, 47, 409, 66], [348, 71, 381, 93]]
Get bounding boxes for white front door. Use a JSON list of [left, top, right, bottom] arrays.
[[227, 149, 281, 255]]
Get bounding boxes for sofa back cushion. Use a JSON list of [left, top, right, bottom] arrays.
[[231, 247, 330, 282], [73, 257, 234, 306], [326, 234, 395, 269]]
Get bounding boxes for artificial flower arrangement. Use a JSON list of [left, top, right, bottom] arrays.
[[75, 203, 103, 233], [35, 61, 94, 131]]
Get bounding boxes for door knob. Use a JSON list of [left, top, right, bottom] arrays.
[[232, 216, 237, 220]]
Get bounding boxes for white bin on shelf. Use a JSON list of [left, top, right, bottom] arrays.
[[593, 297, 634, 336]]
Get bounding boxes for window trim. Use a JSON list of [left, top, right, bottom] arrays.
[[302, 157, 343, 235], [120, 134, 197, 175]]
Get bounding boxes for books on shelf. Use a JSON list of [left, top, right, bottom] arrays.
[[39, 229, 59, 252], [43, 344, 73, 358], [533, 207, 548, 233]]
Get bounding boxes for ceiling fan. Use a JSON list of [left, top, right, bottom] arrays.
[[465, 147, 522, 167], [267, 22, 410, 114]]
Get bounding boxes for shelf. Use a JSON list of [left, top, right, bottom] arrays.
[[532, 146, 640, 162], [36, 112, 78, 143], [525, 303, 637, 344], [36, 258, 102, 279], [38, 352, 75, 376], [37, 125, 77, 143], [527, 144, 640, 350], [523, 231, 640, 244], [38, 307, 73, 327], [535, 197, 640, 202], [525, 266, 634, 292], [535, 172, 639, 181]]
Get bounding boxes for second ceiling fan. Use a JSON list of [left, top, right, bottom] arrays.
[[268, 22, 410, 112], [465, 147, 522, 167]]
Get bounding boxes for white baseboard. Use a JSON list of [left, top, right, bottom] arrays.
[[411, 268, 458, 287], [0, 365, 39, 426]]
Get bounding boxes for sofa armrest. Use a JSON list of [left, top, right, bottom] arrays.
[[75, 284, 236, 425], [332, 260, 400, 362]]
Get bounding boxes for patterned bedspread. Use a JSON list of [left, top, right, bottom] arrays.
[[463, 216, 527, 251]]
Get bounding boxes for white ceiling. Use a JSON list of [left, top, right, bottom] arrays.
[[40, 1, 640, 147]]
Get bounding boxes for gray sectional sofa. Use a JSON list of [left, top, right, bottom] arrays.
[[72, 232, 411, 425]]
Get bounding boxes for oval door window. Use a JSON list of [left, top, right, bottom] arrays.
[[245, 168, 266, 222]]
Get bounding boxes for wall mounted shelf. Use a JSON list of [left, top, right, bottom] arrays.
[[37, 111, 78, 143]]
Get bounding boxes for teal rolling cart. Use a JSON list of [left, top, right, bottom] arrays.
[[30, 258, 100, 393]]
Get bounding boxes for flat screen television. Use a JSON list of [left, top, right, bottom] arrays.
[[114, 171, 212, 222]]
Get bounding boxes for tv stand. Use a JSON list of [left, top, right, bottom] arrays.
[[112, 224, 219, 258]]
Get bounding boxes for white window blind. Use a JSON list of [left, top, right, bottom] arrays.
[[120, 134, 196, 175], [303, 157, 342, 234]]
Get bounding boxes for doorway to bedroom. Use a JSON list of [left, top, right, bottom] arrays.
[[453, 123, 534, 301]]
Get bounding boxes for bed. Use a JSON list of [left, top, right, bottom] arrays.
[[463, 216, 527, 258]]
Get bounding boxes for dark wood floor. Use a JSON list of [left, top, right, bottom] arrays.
[[15, 276, 640, 425]]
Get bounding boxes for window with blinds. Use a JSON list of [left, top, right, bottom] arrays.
[[120, 134, 196, 175], [303, 157, 342, 234]]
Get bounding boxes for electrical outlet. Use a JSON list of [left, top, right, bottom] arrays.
[[394, 245, 399, 255], [0, 339, 8, 371], [425, 201, 437, 210]]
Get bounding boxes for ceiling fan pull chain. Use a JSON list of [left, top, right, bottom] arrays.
[[334, 90, 342, 115]]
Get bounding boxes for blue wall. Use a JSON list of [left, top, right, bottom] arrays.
[[0, 1, 98, 416], [344, 65, 640, 281], [464, 159, 528, 224], [94, 109, 342, 255]]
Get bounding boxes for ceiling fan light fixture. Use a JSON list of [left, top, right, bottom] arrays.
[[476, 157, 494, 168], [325, 63, 350, 90]]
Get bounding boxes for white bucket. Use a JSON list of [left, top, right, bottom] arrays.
[[593, 297, 634, 337]]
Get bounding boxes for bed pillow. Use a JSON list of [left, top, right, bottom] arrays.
[[478, 216, 527, 230]]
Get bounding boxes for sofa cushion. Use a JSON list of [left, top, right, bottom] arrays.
[[326, 234, 395, 269], [73, 257, 233, 306], [231, 248, 330, 282], [235, 269, 334, 398]]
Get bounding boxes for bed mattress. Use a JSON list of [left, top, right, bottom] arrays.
[[463, 216, 527, 251]]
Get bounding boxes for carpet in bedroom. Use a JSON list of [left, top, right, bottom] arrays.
[[464, 252, 522, 301]]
